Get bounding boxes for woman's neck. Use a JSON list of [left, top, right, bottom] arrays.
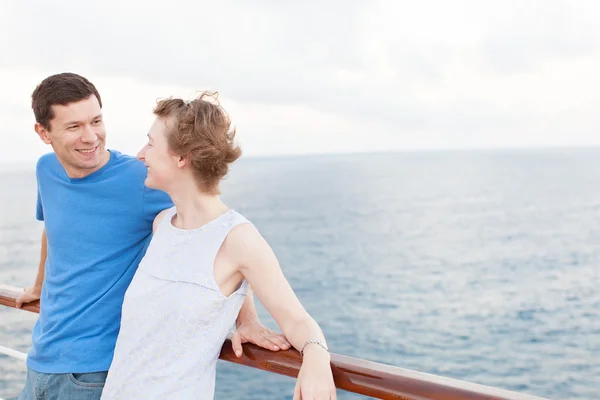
[[167, 184, 229, 230]]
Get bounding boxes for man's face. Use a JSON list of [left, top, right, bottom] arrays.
[[36, 96, 107, 177]]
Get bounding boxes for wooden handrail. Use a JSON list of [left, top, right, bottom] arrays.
[[0, 284, 548, 400]]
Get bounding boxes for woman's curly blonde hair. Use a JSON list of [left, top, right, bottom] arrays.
[[153, 91, 241, 194]]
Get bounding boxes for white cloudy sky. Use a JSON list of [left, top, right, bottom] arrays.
[[1, 0, 600, 163]]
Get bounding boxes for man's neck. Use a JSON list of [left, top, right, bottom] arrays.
[[62, 150, 111, 179]]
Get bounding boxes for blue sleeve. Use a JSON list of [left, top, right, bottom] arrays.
[[142, 187, 173, 223], [36, 185, 44, 221], [35, 157, 44, 221]]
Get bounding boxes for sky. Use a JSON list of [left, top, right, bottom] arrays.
[[1, 0, 600, 163]]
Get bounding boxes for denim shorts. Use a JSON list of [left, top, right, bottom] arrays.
[[18, 367, 108, 400]]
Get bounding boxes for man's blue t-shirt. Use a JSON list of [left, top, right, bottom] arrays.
[[27, 150, 173, 373]]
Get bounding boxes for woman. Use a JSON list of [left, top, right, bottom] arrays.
[[101, 93, 336, 399]]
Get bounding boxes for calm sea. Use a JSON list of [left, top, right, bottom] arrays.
[[0, 150, 598, 399]]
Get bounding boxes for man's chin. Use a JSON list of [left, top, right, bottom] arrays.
[[78, 160, 101, 170]]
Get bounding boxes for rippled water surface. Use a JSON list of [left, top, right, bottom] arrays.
[[1, 150, 598, 399]]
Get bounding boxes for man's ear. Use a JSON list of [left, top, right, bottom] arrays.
[[34, 123, 52, 145]]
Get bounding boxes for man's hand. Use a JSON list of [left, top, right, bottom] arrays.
[[15, 286, 41, 309], [231, 319, 291, 357]]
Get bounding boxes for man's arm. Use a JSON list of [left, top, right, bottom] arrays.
[[16, 228, 47, 308]]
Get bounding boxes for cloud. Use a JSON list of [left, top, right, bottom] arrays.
[[1, 0, 600, 163]]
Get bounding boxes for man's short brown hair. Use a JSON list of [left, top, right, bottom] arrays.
[[32, 73, 102, 130]]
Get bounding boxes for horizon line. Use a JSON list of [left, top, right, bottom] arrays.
[[2, 144, 600, 170]]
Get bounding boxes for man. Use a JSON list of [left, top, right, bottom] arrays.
[[16, 72, 290, 400]]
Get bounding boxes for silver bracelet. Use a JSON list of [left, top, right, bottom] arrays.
[[299, 339, 328, 356]]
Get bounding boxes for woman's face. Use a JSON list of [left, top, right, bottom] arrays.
[[137, 116, 182, 191]]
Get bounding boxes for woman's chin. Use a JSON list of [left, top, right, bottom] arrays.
[[144, 177, 158, 189], [145, 178, 170, 193]]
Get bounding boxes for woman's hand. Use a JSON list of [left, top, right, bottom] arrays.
[[293, 346, 337, 400], [231, 318, 291, 357]]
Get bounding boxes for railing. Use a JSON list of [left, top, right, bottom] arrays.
[[0, 284, 548, 400]]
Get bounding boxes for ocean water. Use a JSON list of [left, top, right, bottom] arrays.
[[0, 150, 599, 399]]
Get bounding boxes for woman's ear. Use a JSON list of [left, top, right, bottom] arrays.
[[177, 154, 188, 169]]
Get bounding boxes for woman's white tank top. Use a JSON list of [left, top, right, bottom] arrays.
[[101, 206, 250, 399]]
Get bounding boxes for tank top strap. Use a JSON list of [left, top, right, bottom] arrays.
[[200, 210, 250, 259], [154, 206, 177, 233]]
